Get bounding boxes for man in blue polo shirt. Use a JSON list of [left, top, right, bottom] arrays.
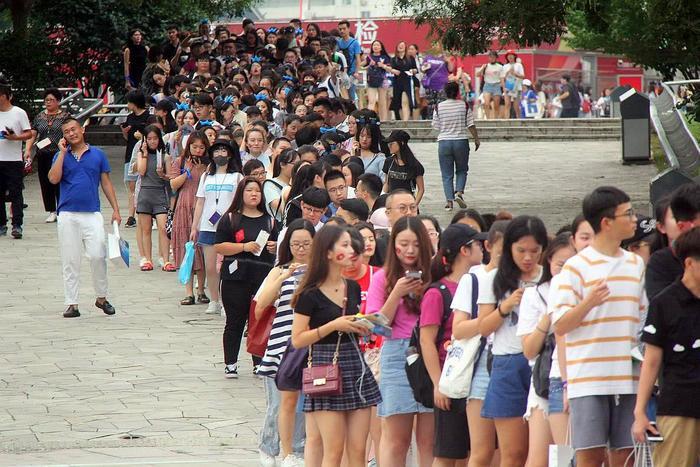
[[48, 118, 121, 318]]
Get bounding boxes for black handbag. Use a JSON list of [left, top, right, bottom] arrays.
[[405, 282, 453, 409], [532, 333, 556, 399]]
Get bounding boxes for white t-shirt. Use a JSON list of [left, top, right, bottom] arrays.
[[195, 171, 243, 232], [501, 62, 525, 91], [516, 281, 551, 366], [0, 106, 31, 162], [241, 150, 272, 171], [483, 63, 503, 84], [478, 267, 542, 355]]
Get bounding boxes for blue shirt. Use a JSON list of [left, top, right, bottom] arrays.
[[54, 146, 110, 213], [336, 37, 361, 74]]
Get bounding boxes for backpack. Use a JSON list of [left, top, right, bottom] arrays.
[[339, 39, 357, 70], [405, 282, 453, 409]]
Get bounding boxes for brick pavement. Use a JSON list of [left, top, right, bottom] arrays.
[[0, 141, 655, 465]]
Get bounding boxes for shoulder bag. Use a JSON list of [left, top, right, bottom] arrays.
[[438, 273, 486, 399], [302, 283, 347, 397]]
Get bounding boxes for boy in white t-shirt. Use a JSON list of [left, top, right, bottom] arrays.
[[552, 186, 647, 467], [0, 78, 32, 238]]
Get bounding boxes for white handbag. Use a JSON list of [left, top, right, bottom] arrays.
[[438, 334, 482, 399], [107, 221, 129, 267]]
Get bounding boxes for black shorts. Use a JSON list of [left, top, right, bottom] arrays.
[[433, 398, 469, 459]]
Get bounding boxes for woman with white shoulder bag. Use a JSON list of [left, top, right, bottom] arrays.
[[419, 224, 486, 466]]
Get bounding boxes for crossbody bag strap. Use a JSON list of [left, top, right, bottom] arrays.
[[308, 279, 347, 367]]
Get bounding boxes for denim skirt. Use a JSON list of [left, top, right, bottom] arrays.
[[377, 338, 432, 417], [481, 353, 531, 419]]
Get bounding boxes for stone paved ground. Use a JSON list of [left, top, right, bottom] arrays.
[[0, 141, 655, 466]]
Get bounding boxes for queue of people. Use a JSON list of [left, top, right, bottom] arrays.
[[2, 17, 699, 467]]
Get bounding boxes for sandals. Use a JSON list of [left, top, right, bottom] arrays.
[[197, 293, 211, 304], [140, 261, 154, 271], [162, 262, 176, 272], [180, 296, 195, 305]]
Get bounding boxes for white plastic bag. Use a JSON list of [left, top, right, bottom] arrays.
[[548, 423, 574, 467], [438, 335, 481, 399], [107, 221, 129, 267]]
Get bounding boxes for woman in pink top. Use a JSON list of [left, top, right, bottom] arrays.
[[365, 216, 434, 467]]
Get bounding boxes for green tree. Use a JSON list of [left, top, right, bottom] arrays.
[[394, 0, 571, 55], [566, 0, 700, 81], [0, 0, 254, 111]]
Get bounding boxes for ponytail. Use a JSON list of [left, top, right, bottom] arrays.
[[430, 247, 459, 282]]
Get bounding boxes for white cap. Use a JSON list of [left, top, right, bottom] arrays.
[[522, 79, 532, 87]]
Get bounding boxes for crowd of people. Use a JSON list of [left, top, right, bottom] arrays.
[[0, 16, 699, 467]]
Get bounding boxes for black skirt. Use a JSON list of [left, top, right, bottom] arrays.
[[303, 340, 382, 412]]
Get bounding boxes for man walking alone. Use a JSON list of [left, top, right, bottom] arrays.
[[48, 118, 121, 318]]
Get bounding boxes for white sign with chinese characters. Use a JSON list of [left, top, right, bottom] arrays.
[[355, 20, 379, 54]]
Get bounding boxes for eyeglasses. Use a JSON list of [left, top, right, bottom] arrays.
[[388, 204, 418, 214], [302, 205, 325, 215], [290, 241, 312, 249], [613, 208, 636, 220], [427, 231, 439, 238], [327, 185, 346, 195], [250, 170, 266, 178]]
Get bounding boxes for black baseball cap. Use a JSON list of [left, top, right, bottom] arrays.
[[208, 139, 234, 156], [385, 129, 411, 144], [439, 224, 487, 254], [621, 215, 656, 247]]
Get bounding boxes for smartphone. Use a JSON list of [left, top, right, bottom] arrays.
[[646, 422, 663, 442], [405, 270, 422, 280]]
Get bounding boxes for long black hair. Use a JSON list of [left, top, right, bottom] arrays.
[[288, 162, 324, 200], [277, 218, 315, 266], [391, 139, 422, 174], [273, 148, 299, 178], [493, 215, 548, 301]]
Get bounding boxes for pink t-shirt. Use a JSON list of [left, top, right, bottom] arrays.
[[419, 279, 458, 365], [365, 268, 418, 339]]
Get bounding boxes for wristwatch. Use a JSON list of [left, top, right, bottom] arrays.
[[497, 305, 510, 319]]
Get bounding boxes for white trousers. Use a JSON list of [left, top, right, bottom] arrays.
[[57, 211, 108, 306]]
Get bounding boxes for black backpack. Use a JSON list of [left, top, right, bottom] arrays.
[[531, 285, 555, 398], [405, 282, 453, 409]]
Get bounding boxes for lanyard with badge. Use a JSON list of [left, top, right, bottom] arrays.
[[208, 173, 230, 225]]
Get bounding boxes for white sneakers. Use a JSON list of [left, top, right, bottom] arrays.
[[45, 212, 57, 223], [280, 454, 304, 467], [205, 301, 222, 315], [259, 451, 276, 467]]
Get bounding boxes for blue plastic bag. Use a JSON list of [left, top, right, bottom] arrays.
[[179, 241, 195, 285]]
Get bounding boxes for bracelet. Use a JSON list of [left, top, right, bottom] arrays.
[[497, 305, 510, 319], [535, 326, 548, 334], [316, 327, 322, 340]]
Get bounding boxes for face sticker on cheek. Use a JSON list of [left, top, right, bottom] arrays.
[[395, 247, 403, 257], [335, 253, 346, 261]]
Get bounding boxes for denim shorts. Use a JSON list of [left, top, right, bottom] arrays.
[[378, 338, 432, 417], [124, 162, 138, 183], [483, 82, 503, 96], [468, 346, 490, 401], [481, 353, 531, 419], [548, 377, 565, 414], [197, 230, 216, 246]]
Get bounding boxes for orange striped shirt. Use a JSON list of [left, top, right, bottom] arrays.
[[551, 246, 647, 398]]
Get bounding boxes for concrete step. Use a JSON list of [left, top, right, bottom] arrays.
[[384, 118, 621, 128]]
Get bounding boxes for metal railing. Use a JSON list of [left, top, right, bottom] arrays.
[[649, 80, 700, 178], [32, 87, 104, 123]]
